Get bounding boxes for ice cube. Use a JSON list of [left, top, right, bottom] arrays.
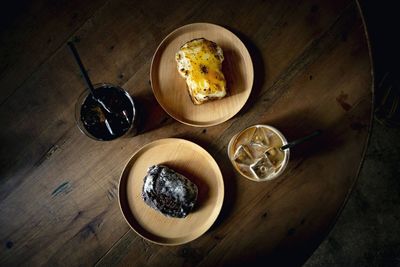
[[265, 147, 284, 167], [250, 127, 270, 147], [237, 164, 252, 177], [249, 142, 269, 159], [234, 145, 254, 165], [250, 155, 275, 179]]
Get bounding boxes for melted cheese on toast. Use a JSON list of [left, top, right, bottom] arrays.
[[176, 38, 227, 104]]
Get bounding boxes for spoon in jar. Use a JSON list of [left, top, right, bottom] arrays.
[[67, 41, 115, 136]]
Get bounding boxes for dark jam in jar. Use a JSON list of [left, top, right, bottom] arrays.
[[80, 85, 134, 141]]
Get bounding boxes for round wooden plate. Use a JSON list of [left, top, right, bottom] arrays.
[[118, 138, 224, 245], [150, 23, 254, 127]]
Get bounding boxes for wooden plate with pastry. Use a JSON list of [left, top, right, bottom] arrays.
[[150, 23, 254, 127], [118, 138, 224, 245]]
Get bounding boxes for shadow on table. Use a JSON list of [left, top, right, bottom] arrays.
[[224, 26, 266, 116], [131, 90, 175, 135], [0, 130, 43, 201], [261, 107, 345, 162], [223, 243, 314, 267]]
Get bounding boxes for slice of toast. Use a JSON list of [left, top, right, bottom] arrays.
[[176, 38, 227, 105]]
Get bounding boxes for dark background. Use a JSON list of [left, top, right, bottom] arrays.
[[305, 1, 400, 266]]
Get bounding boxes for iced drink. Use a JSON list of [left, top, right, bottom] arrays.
[[75, 83, 135, 141], [228, 125, 289, 181]]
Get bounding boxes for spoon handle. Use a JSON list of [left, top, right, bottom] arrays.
[[67, 41, 97, 98], [281, 130, 322, 150]]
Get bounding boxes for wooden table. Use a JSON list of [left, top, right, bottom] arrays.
[[0, 0, 372, 266]]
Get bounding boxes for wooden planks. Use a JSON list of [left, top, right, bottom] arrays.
[[0, 0, 110, 104], [0, 0, 372, 266], [0, 0, 109, 200]]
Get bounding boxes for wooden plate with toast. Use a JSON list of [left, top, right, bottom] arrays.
[[150, 23, 254, 127]]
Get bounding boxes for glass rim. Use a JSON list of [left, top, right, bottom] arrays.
[[227, 124, 290, 182], [75, 83, 136, 141]]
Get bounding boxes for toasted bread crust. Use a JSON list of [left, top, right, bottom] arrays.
[[176, 38, 227, 105]]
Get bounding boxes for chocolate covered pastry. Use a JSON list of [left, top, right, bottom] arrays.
[[142, 165, 198, 218]]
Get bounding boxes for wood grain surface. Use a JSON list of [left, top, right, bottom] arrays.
[[0, 0, 372, 266]]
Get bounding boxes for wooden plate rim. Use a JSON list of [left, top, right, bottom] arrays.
[[118, 138, 225, 245], [150, 22, 254, 127]]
